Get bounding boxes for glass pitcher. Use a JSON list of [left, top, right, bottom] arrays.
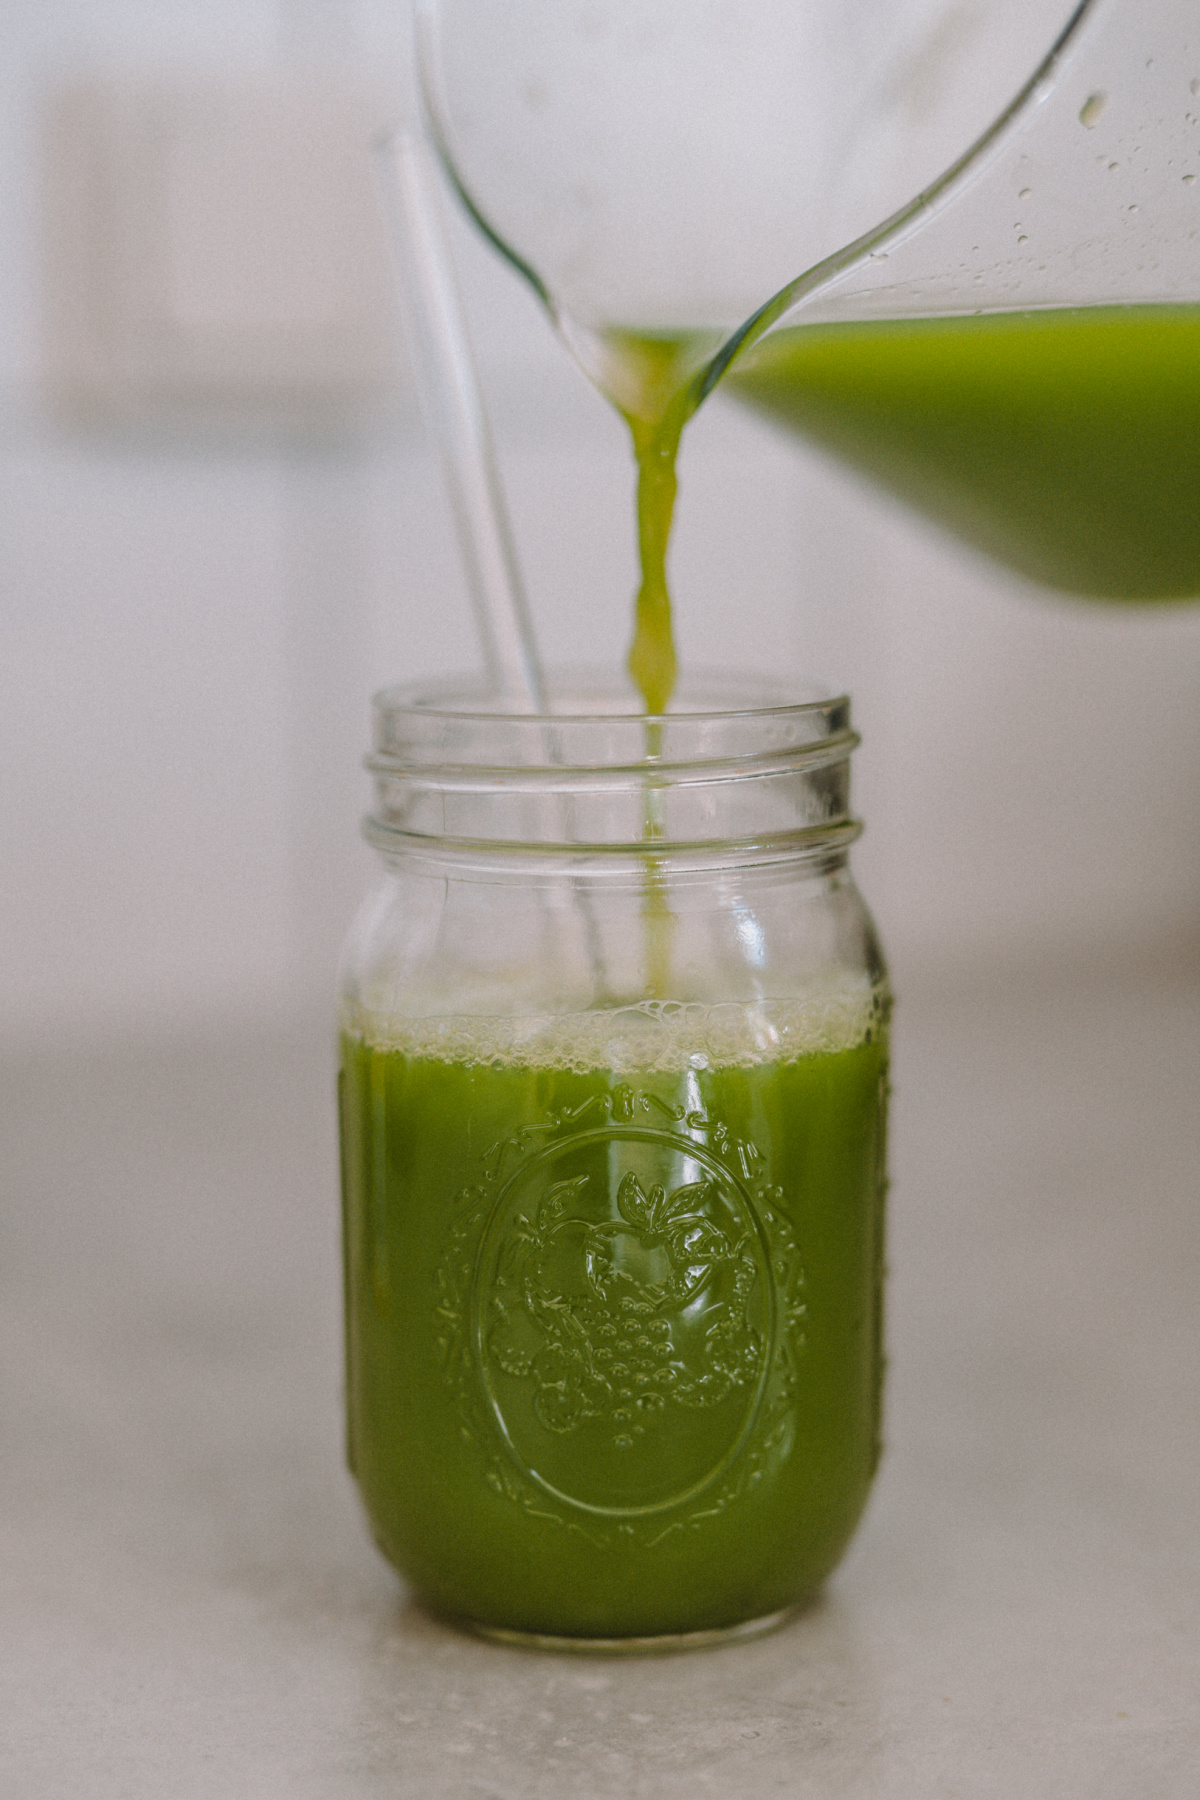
[[417, 0, 1200, 602]]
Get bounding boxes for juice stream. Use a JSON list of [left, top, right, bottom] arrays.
[[605, 333, 711, 997], [599, 328, 718, 716], [630, 397, 680, 1000]]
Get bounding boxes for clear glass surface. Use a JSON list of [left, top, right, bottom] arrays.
[[417, 0, 1200, 603], [415, 0, 1114, 401]]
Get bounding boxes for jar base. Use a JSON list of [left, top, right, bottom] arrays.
[[465, 1606, 797, 1656]]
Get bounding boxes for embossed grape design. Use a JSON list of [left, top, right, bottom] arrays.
[[486, 1170, 763, 1451]]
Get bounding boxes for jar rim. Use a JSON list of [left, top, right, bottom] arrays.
[[365, 669, 859, 859], [372, 670, 845, 727]]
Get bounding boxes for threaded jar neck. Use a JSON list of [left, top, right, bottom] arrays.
[[364, 674, 860, 864]]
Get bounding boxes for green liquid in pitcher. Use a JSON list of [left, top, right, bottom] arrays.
[[724, 304, 1200, 600], [339, 995, 887, 1641], [611, 304, 1200, 718]]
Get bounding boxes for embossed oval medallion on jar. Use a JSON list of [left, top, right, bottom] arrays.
[[474, 1125, 774, 1516]]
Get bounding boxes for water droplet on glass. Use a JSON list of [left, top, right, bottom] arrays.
[[1018, 187, 1031, 199], [1185, 173, 1197, 185], [1128, 203, 1139, 212], [1192, 78, 1200, 97], [1017, 235, 1028, 245], [1080, 92, 1108, 129], [1109, 161, 1120, 172]]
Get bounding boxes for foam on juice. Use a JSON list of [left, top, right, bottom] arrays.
[[344, 973, 885, 1073]]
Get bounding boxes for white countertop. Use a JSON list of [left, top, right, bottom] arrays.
[[2, 968, 1197, 1798]]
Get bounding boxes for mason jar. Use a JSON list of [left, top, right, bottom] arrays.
[[338, 674, 889, 1650]]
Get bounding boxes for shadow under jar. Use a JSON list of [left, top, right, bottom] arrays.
[[338, 675, 889, 1649]]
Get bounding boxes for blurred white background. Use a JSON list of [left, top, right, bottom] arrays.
[[5, 15, 1200, 1788], [4, 0, 1200, 1052]]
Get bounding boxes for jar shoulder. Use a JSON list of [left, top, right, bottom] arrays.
[[340, 861, 886, 1030]]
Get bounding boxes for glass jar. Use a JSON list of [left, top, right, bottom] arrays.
[[338, 674, 889, 1649]]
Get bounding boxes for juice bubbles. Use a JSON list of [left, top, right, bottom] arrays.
[[339, 996, 887, 1641]]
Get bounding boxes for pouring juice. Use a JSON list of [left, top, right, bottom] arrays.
[[338, 0, 1200, 1650], [341, 272, 1196, 1644]]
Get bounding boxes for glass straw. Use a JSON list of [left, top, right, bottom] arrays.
[[377, 130, 610, 991], [377, 130, 546, 711]]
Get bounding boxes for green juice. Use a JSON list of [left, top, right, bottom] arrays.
[[611, 334, 708, 714], [339, 1000, 888, 1640], [724, 304, 1200, 600], [610, 305, 1200, 722]]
